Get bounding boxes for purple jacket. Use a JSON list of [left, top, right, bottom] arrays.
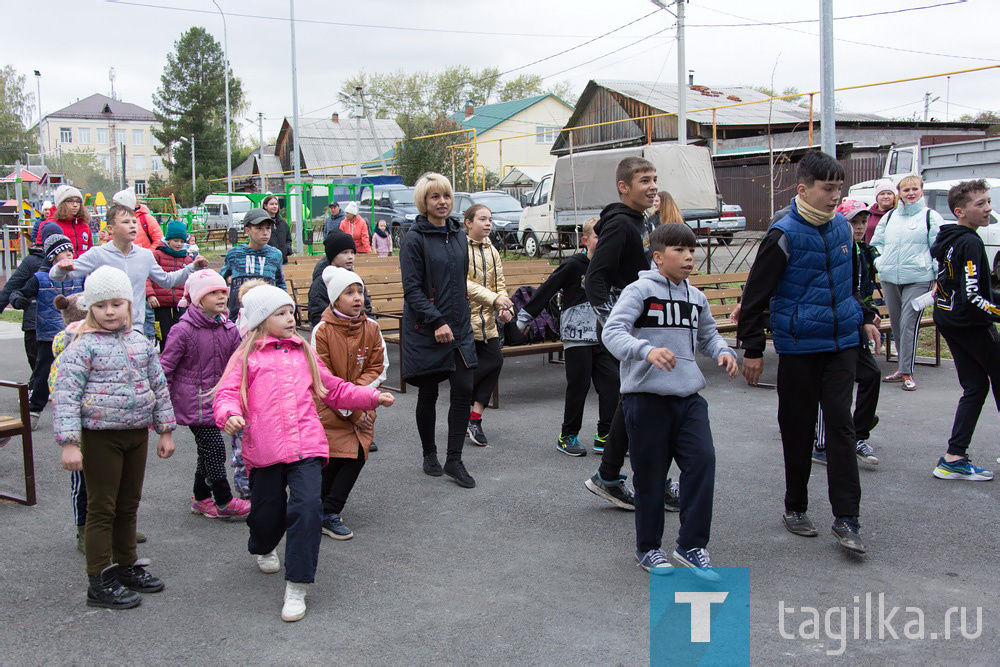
[[160, 306, 242, 426]]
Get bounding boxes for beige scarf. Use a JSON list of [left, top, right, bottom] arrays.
[[795, 195, 836, 227]]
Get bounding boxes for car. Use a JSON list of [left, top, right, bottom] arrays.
[[684, 203, 746, 245], [468, 190, 522, 248], [359, 185, 418, 247], [203, 195, 254, 230], [922, 178, 1000, 277]]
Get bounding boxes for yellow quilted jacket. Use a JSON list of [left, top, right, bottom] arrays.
[[466, 236, 508, 342]]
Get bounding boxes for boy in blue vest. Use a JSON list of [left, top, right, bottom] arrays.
[[737, 151, 880, 555], [220, 208, 286, 320]]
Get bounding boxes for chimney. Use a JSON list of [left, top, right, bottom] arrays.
[[688, 70, 695, 86], [464, 99, 475, 119], [331, 112, 339, 123]]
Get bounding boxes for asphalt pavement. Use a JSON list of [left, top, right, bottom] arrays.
[[0, 321, 996, 664]]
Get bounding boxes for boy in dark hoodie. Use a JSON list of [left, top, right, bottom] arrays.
[[603, 223, 738, 576], [929, 179, 997, 482]]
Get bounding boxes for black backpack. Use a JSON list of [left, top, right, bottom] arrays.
[[502, 285, 560, 346]]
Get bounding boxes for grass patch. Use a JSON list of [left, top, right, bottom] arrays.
[[917, 325, 951, 360], [0, 310, 23, 323]]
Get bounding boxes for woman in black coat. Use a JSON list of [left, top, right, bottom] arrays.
[[263, 194, 293, 264], [400, 173, 478, 488]]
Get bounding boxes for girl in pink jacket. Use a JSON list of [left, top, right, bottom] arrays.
[[213, 281, 394, 623]]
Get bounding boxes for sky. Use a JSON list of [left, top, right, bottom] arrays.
[[7, 0, 1000, 146]]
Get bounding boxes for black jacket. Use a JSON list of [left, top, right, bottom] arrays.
[[0, 247, 43, 331], [523, 251, 589, 318], [585, 202, 650, 325], [307, 257, 373, 328], [399, 216, 477, 381], [932, 223, 1000, 328], [267, 213, 293, 264]]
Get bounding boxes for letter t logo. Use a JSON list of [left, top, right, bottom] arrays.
[[675, 592, 729, 642]]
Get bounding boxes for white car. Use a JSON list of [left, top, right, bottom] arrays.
[[921, 178, 1000, 277]]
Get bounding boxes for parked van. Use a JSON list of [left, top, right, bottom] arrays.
[[203, 194, 254, 230]]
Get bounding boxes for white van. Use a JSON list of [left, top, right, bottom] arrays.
[[203, 195, 254, 230]]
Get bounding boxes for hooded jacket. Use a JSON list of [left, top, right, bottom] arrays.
[[134, 204, 164, 250], [307, 257, 373, 327], [52, 216, 94, 257], [466, 235, 508, 341], [585, 202, 651, 325], [520, 251, 597, 346], [399, 216, 477, 381], [870, 200, 942, 285], [340, 215, 372, 253], [146, 245, 194, 307], [266, 212, 293, 263], [602, 269, 735, 396], [931, 223, 1000, 328], [311, 308, 385, 459], [159, 305, 242, 426], [0, 246, 43, 331]]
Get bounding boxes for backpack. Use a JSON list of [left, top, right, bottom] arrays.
[[503, 285, 559, 346]]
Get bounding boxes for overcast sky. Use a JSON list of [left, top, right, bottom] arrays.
[[8, 0, 1000, 144]]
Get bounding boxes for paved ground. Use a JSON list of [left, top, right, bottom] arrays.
[[0, 321, 996, 664]]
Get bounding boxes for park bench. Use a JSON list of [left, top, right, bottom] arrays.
[[190, 229, 230, 250]]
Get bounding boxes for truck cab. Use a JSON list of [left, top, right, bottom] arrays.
[[518, 174, 555, 257]]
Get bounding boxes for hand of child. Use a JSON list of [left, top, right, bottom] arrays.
[[873, 313, 882, 328], [224, 415, 246, 435], [147, 296, 160, 308], [646, 347, 676, 371], [378, 392, 395, 407], [719, 353, 739, 378], [742, 356, 764, 386], [157, 432, 175, 459], [729, 303, 741, 324], [864, 323, 881, 355], [60, 445, 83, 472], [493, 295, 515, 312], [497, 309, 513, 324], [56, 257, 75, 272], [193, 255, 209, 269], [434, 324, 454, 343]]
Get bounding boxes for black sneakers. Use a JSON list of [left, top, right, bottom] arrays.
[[369, 442, 378, 452], [443, 460, 476, 488], [423, 454, 443, 477], [782, 511, 818, 537], [664, 478, 681, 512], [832, 517, 867, 554], [87, 566, 141, 609], [584, 472, 636, 510], [467, 419, 488, 447], [115, 564, 165, 593]]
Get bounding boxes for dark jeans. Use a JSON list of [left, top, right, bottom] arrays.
[[24, 329, 37, 373], [191, 425, 234, 506], [321, 445, 366, 515], [562, 344, 619, 437], [816, 343, 881, 447], [247, 457, 323, 584], [624, 393, 715, 553], [153, 305, 185, 352], [28, 341, 54, 413], [777, 349, 862, 518], [81, 428, 148, 577], [939, 324, 1000, 456], [413, 350, 474, 462], [471, 337, 503, 407]]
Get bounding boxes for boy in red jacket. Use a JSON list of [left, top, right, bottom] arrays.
[[147, 220, 193, 350]]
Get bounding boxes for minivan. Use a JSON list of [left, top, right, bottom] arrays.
[[203, 195, 254, 230]]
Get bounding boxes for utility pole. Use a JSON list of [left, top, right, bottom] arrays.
[[360, 89, 388, 174], [34, 71, 43, 161], [257, 112, 266, 193], [354, 86, 363, 178], [212, 0, 233, 194], [290, 0, 303, 255], [924, 92, 940, 122], [820, 0, 836, 157], [676, 0, 686, 145], [189, 136, 196, 203]]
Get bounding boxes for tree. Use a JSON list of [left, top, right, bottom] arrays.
[[60, 149, 118, 196], [959, 110, 1000, 136], [152, 27, 246, 205], [396, 114, 471, 188], [0, 65, 37, 165], [748, 85, 808, 109]]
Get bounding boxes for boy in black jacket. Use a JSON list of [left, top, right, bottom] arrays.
[[929, 179, 997, 481], [517, 217, 618, 457]]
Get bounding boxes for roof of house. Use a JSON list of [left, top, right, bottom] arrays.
[[280, 116, 404, 177], [45, 93, 156, 122], [233, 146, 283, 177], [448, 94, 573, 135]]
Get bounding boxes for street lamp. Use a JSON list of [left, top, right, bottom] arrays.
[[211, 0, 233, 193], [34, 70, 43, 161]]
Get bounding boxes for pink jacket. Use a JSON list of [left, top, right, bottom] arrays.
[[213, 335, 380, 470]]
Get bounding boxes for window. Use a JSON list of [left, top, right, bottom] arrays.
[[132, 129, 145, 145], [115, 129, 126, 146], [134, 180, 147, 196], [97, 128, 109, 145], [59, 127, 72, 143], [150, 155, 163, 172], [78, 128, 91, 144], [100, 154, 112, 171], [535, 126, 561, 143], [133, 154, 147, 171]]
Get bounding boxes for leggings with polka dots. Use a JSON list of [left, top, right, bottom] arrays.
[[190, 425, 234, 506]]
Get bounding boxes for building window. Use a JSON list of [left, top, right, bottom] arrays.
[[115, 129, 126, 146], [59, 127, 72, 143], [150, 155, 163, 172], [79, 128, 91, 144], [97, 128, 109, 145], [100, 155, 112, 171], [535, 126, 560, 143], [133, 154, 147, 171], [134, 180, 147, 196], [132, 129, 145, 145]]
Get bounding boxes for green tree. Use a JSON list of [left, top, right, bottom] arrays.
[[0, 65, 37, 165], [959, 110, 1000, 136], [152, 27, 246, 205], [396, 114, 471, 188], [60, 149, 118, 197]]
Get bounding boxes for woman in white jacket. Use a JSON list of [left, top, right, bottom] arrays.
[[870, 174, 942, 391]]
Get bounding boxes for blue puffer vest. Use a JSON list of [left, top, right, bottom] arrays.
[[769, 203, 862, 354], [34, 271, 86, 342]]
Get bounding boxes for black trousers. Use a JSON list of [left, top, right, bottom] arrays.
[[321, 444, 366, 515], [562, 344, 619, 437], [153, 305, 185, 352], [471, 337, 504, 407], [414, 350, 474, 462], [247, 457, 322, 584], [940, 324, 1000, 456], [191, 425, 234, 506], [28, 341, 54, 413], [816, 343, 881, 446], [777, 349, 861, 518], [624, 393, 715, 553], [24, 329, 37, 373]]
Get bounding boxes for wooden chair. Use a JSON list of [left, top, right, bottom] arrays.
[[0, 381, 35, 506]]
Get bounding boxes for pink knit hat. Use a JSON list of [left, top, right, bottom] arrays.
[[179, 269, 229, 308]]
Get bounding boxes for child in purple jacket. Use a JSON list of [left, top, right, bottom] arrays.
[[160, 269, 249, 519]]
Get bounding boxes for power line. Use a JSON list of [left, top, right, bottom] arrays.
[[541, 28, 674, 80], [686, 1, 967, 27]]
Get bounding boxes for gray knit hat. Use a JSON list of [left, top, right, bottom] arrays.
[[81, 266, 133, 307], [43, 234, 74, 262], [236, 283, 294, 336]]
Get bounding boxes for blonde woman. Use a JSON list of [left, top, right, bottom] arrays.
[[657, 190, 684, 225]]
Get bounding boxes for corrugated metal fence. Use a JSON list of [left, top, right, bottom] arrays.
[[717, 156, 883, 231]]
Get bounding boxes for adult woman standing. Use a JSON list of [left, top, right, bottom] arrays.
[[263, 195, 293, 264], [399, 173, 478, 488], [870, 174, 942, 391], [864, 179, 897, 243], [463, 204, 514, 447]]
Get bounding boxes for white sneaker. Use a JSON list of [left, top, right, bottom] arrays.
[[281, 581, 308, 622], [256, 550, 280, 574]]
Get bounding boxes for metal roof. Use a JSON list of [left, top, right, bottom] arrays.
[[285, 116, 404, 177], [45, 93, 156, 122], [448, 94, 572, 134]]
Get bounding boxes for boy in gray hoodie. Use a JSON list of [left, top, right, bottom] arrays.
[[603, 224, 737, 577]]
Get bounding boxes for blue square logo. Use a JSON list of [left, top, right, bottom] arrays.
[[650, 567, 752, 666]]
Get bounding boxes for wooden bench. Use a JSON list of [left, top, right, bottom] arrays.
[[190, 229, 231, 250]]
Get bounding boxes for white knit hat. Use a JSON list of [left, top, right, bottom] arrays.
[[81, 266, 133, 308], [236, 284, 295, 336], [323, 266, 364, 306], [54, 184, 83, 207], [113, 186, 138, 210], [345, 201, 359, 216], [873, 179, 897, 197]]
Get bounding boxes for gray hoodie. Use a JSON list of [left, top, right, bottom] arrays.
[[603, 269, 735, 397]]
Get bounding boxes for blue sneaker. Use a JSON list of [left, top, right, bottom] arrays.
[[635, 548, 674, 574], [812, 448, 827, 466], [933, 456, 994, 481], [593, 433, 608, 454], [556, 434, 587, 457], [672, 547, 721, 582], [321, 513, 354, 540]]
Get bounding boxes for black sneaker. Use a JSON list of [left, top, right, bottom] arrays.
[[832, 517, 866, 554], [423, 454, 443, 477], [664, 478, 680, 512], [584, 472, 635, 510], [782, 511, 818, 537], [556, 434, 587, 457], [369, 442, 378, 452], [115, 564, 164, 593], [467, 419, 488, 446], [321, 513, 354, 540], [87, 566, 141, 609], [443, 460, 476, 488]]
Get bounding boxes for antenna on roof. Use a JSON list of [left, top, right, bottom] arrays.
[[109, 67, 118, 101]]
